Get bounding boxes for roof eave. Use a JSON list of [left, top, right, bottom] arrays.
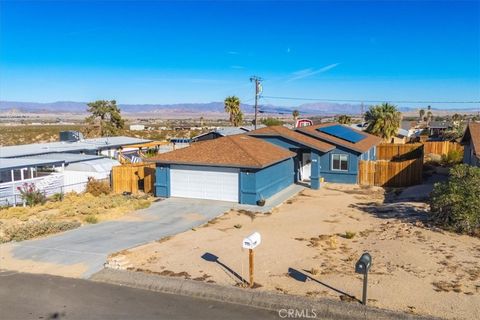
[[147, 154, 295, 170]]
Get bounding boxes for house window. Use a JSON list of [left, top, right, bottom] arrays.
[[332, 154, 348, 171]]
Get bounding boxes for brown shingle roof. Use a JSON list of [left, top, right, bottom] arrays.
[[296, 123, 383, 153], [461, 122, 480, 158], [148, 135, 295, 169], [247, 126, 335, 153]]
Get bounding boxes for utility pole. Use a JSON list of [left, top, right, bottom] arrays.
[[361, 102, 365, 125], [250, 76, 262, 129]]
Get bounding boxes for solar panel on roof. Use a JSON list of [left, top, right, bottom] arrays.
[[317, 125, 366, 143]]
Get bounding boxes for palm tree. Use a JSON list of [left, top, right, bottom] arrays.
[[337, 115, 352, 125], [224, 96, 241, 125], [232, 110, 244, 127], [292, 109, 300, 124], [364, 103, 402, 141], [419, 109, 425, 121], [426, 111, 433, 124]]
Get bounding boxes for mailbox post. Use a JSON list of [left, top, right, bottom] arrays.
[[242, 232, 261, 288], [355, 252, 372, 305]]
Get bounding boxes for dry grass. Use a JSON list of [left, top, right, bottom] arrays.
[[0, 192, 153, 242]]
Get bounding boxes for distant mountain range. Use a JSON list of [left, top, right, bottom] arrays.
[[0, 100, 477, 116]]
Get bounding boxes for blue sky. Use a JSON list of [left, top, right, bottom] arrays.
[[0, 0, 479, 109]]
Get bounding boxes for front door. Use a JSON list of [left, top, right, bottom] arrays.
[[301, 153, 312, 181]]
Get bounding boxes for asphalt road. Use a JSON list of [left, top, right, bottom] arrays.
[[0, 271, 279, 320]]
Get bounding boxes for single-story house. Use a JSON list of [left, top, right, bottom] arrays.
[[0, 132, 151, 159], [296, 123, 383, 184], [247, 125, 335, 189], [428, 121, 453, 139], [129, 124, 146, 131], [149, 135, 296, 205], [461, 122, 480, 167], [192, 125, 266, 142]]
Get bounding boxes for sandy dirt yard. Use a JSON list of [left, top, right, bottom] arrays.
[[115, 184, 480, 320]]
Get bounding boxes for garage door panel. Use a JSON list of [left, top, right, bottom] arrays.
[[170, 165, 239, 202]]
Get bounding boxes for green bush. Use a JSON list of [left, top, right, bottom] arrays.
[[441, 150, 463, 166], [430, 164, 480, 235], [50, 193, 64, 202], [2, 221, 81, 242]]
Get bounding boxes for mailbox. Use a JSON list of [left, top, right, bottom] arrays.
[[355, 252, 372, 274], [242, 232, 261, 249]]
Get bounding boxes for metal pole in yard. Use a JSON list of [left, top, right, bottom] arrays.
[[362, 272, 368, 305], [249, 248, 254, 288]]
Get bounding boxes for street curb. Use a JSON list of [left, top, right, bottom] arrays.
[[90, 269, 438, 320]]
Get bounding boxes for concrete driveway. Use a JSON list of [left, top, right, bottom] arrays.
[[0, 198, 233, 278]]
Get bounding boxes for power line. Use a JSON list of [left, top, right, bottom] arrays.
[[261, 95, 480, 104]]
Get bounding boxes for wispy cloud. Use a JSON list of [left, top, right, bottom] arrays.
[[230, 65, 245, 69], [288, 63, 340, 82], [227, 51, 239, 55]]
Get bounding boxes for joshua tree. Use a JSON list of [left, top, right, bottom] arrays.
[[85, 100, 124, 136], [337, 114, 352, 125], [364, 103, 402, 141], [224, 96, 241, 125]]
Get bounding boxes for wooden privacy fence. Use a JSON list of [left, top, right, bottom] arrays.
[[112, 163, 156, 194], [423, 141, 463, 156], [358, 158, 423, 187], [377, 143, 424, 161]]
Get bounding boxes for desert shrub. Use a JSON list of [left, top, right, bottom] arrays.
[[2, 221, 81, 242], [343, 231, 356, 239], [86, 178, 111, 196], [17, 183, 46, 207], [85, 215, 99, 224], [430, 164, 480, 235], [50, 193, 64, 202], [441, 150, 463, 166]]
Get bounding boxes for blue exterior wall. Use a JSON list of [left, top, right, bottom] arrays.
[[463, 142, 480, 167], [239, 158, 295, 205], [252, 135, 322, 189], [319, 146, 360, 184], [310, 150, 321, 189], [154, 158, 295, 204], [154, 164, 171, 197], [360, 146, 377, 161]]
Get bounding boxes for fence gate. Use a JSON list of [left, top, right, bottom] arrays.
[[112, 163, 156, 194]]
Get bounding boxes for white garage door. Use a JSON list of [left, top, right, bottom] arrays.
[[170, 165, 239, 202]]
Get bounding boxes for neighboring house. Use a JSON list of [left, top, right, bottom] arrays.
[[247, 126, 334, 189], [461, 122, 480, 167], [0, 132, 151, 159], [149, 135, 296, 205], [296, 123, 383, 184], [428, 121, 453, 139], [129, 124, 145, 131], [192, 125, 266, 142], [0, 132, 148, 205]]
